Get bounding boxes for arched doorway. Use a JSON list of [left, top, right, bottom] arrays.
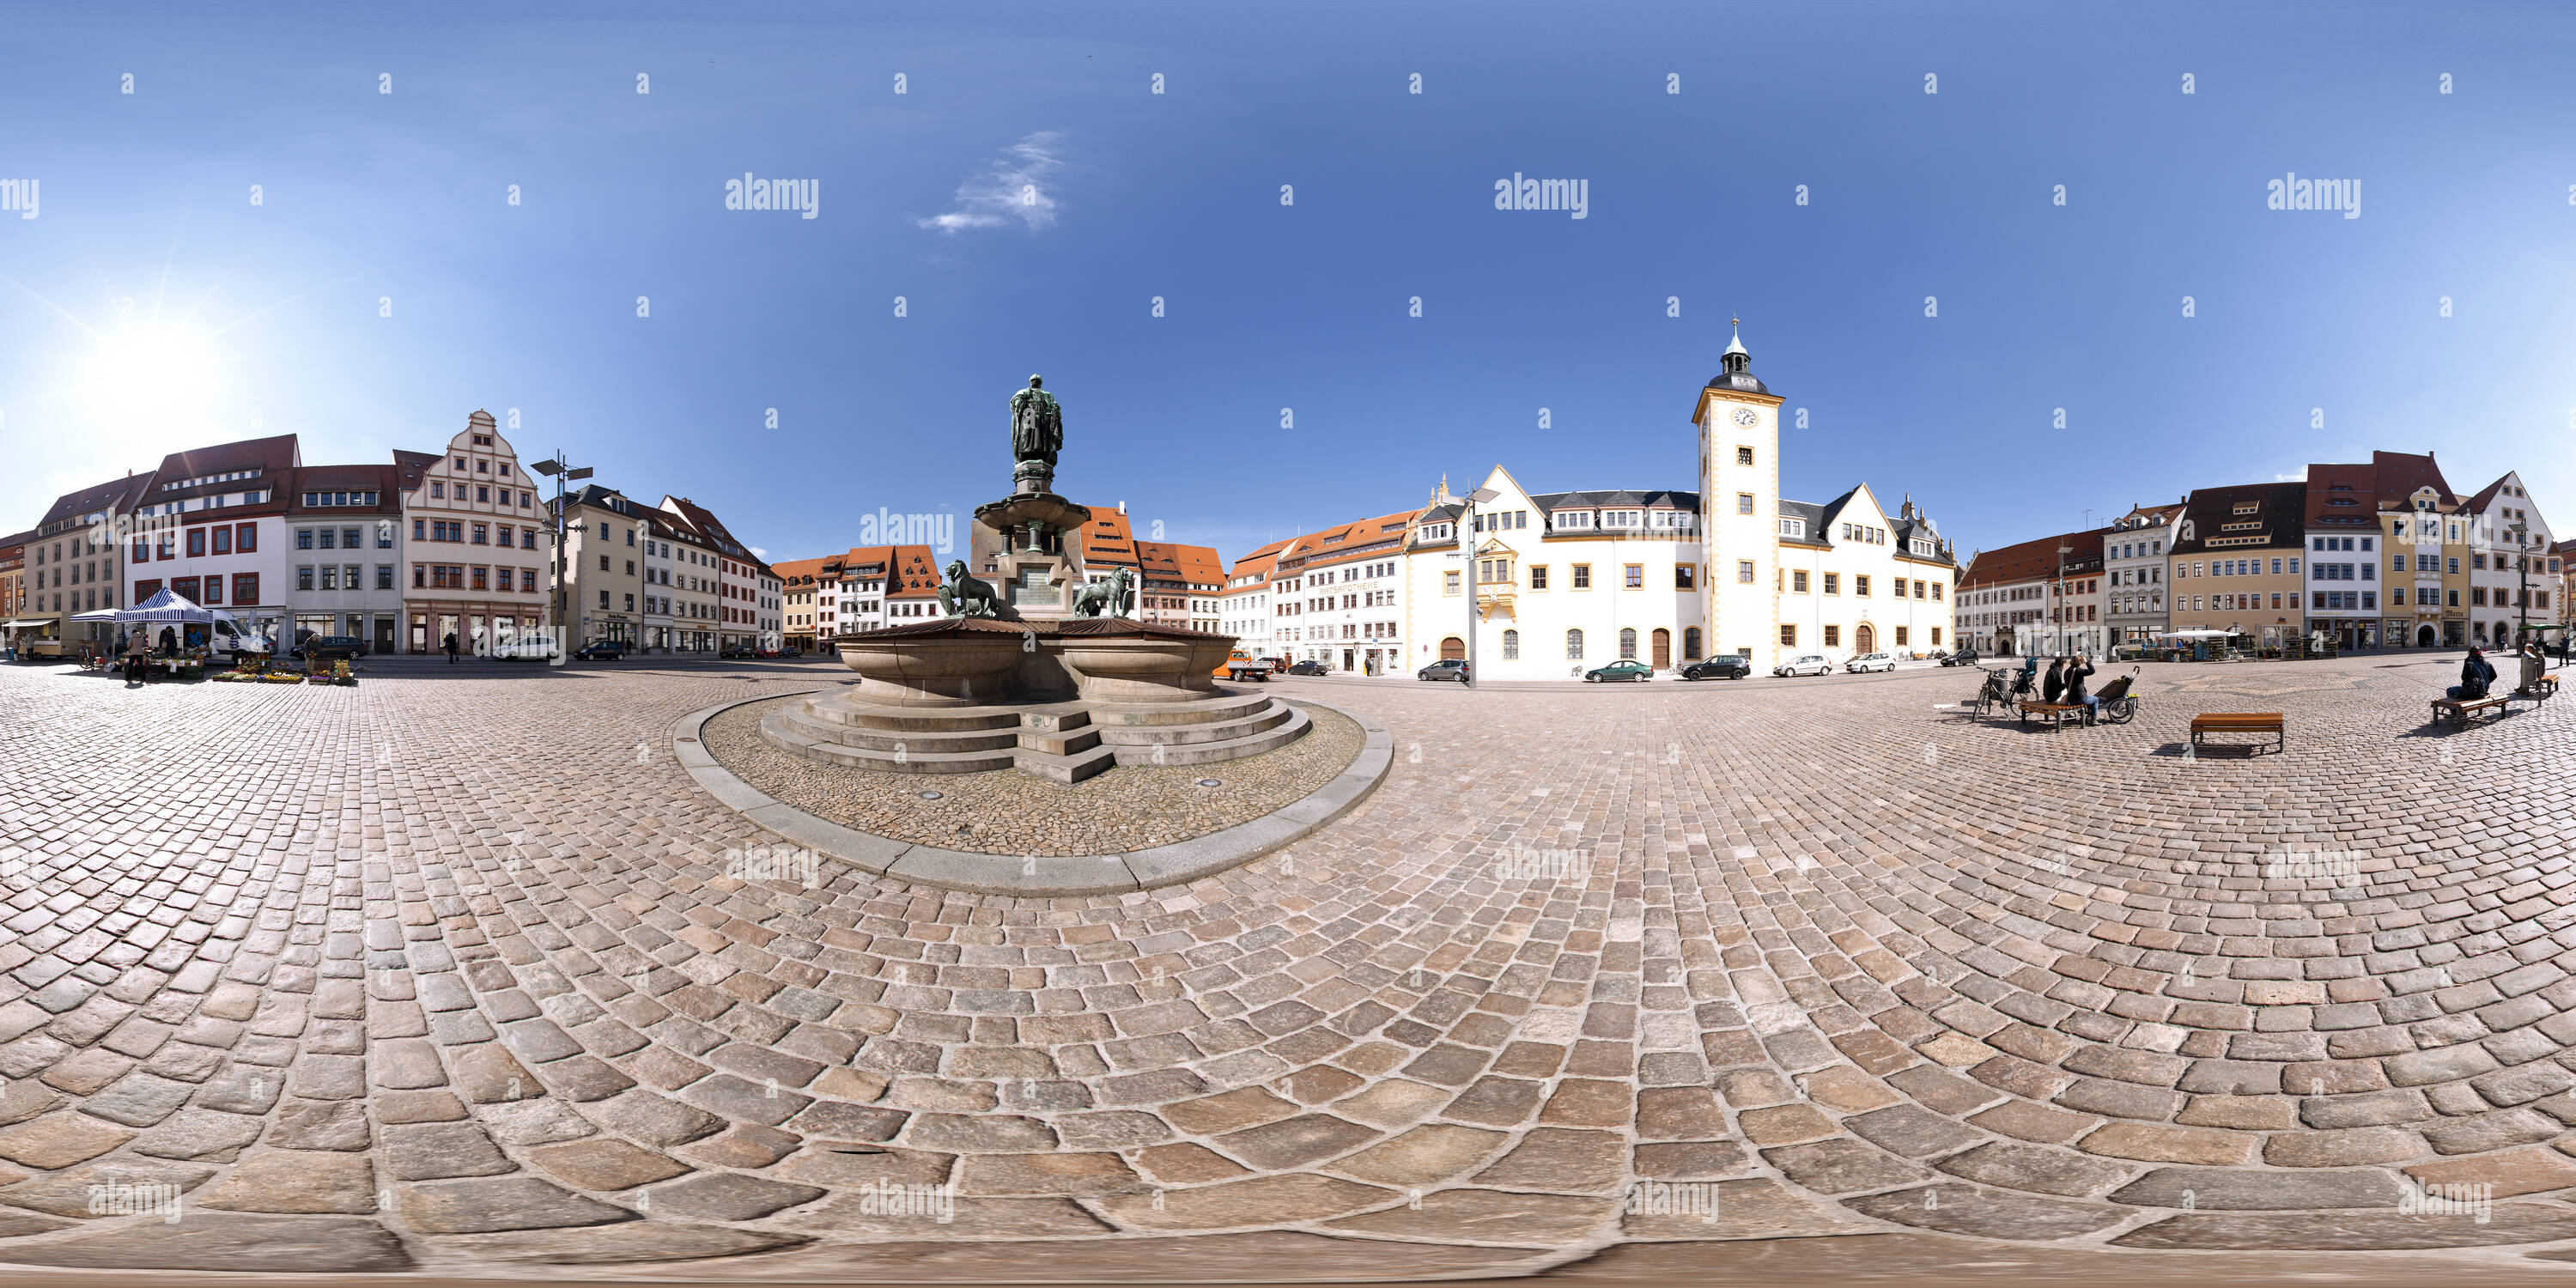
[[1855, 623, 1875, 653], [1441, 636, 1465, 661], [1650, 629, 1670, 668], [2416, 624, 2437, 647]]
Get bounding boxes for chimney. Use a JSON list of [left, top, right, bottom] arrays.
[[1118, 501, 1126, 513]]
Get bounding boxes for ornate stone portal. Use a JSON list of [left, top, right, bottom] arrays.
[[791, 374, 1303, 782]]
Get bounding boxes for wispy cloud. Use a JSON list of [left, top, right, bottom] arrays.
[[2274, 470, 2307, 482], [750, 545, 769, 559], [918, 131, 1065, 234]]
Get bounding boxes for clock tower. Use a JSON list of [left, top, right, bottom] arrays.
[[1695, 321, 1789, 668]]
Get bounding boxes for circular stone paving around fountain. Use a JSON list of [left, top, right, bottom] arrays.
[[676, 688, 1388, 896]]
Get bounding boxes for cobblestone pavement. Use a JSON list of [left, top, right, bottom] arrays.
[[3, 653, 2575, 1281]]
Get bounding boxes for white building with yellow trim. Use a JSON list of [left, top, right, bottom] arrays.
[[1396, 327, 1958, 678]]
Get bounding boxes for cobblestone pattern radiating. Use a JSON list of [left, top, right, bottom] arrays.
[[2, 654, 2574, 1277]]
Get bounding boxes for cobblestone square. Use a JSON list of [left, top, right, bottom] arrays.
[[3, 653, 2574, 1282]]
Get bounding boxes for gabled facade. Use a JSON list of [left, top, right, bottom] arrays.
[[1402, 469, 1705, 678], [402, 410, 550, 653], [2462, 471, 2556, 648], [2372, 453, 2468, 648]]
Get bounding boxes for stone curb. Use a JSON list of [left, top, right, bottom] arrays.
[[672, 687, 1390, 897]]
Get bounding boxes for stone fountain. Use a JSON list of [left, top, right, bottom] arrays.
[[765, 375, 1306, 782]]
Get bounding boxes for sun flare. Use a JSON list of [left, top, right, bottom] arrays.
[[73, 321, 231, 438]]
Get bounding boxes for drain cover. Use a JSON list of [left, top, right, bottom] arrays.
[[920, 790, 944, 800], [1197, 778, 1222, 787]]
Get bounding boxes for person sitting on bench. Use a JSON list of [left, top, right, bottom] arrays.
[[2447, 647, 2495, 702], [2517, 641, 2545, 696], [2043, 656, 2066, 705], [2063, 654, 2099, 725]]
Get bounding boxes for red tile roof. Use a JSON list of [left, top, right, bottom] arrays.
[[1076, 506, 1138, 568], [847, 544, 944, 598], [1274, 511, 1415, 574], [1959, 527, 2113, 590]]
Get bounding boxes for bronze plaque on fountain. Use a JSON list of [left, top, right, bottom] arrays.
[[1011, 567, 1061, 608]]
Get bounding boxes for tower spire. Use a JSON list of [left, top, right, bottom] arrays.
[[1721, 318, 1750, 374]]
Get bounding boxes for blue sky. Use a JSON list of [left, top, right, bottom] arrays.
[[4, 1, 2573, 564]]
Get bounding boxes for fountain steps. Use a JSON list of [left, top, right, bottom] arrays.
[[758, 690, 1306, 783]]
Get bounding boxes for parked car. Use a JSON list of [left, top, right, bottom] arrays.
[[1844, 652, 1896, 673], [1583, 659, 1655, 683], [1285, 659, 1330, 676], [717, 645, 753, 659], [1418, 659, 1470, 682], [1680, 656, 1752, 680], [1260, 656, 1289, 673], [290, 635, 366, 662], [1773, 654, 1832, 677], [574, 640, 630, 660], [491, 636, 561, 661], [1937, 647, 1982, 667]]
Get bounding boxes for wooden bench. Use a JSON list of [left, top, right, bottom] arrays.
[[2519, 672, 2560, 700], [2190, 712, 2285, 753], [2018, 701, 2087, 730], [2429, 695, 2511, 727]]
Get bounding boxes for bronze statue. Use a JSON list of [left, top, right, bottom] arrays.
[[1010, 375, 1062, 471], [936, 560, 1003, 618], [1069, 566, 1134, 619]]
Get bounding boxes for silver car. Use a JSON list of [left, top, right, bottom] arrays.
[[1774, 653, 1832, 677], [1844, 652, 1896, 673]]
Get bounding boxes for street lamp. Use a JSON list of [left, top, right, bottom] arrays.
[[2510, 519, 2532, 653], [2055, 544, 2072, 656], [1464, 486, 1500, 687], [529, 454, 592, 650]]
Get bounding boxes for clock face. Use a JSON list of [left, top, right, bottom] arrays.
[[1731, 406, 1759, 427]]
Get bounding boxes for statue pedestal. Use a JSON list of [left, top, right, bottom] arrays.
[[970, 490, 1093, 625]]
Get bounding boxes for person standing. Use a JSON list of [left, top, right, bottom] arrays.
[[2518, 640, 2545, 696], [444, 630, 460, 665]]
